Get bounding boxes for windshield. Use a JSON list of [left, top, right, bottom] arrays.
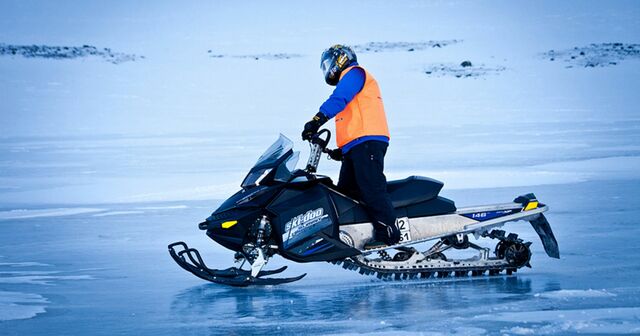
[[241, 134, 299, 188]]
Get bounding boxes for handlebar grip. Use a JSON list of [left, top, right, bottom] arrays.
[[311, 129, 331, 149]]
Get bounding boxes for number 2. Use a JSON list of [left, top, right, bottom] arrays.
[[397, 219, 406, 230]]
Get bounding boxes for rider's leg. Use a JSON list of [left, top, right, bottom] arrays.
[[337, 152, 359, 199], [348, 141, 400, 246]]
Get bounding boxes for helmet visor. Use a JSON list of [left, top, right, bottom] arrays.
[[321, 58, 332, 73]]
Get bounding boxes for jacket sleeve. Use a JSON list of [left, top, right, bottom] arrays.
[[319, 67, 366, 119]]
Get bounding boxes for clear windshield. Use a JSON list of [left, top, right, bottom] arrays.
[[241, 134, 299, 188]]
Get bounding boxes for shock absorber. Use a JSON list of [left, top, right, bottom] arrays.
[[256, 215, 269, 247]]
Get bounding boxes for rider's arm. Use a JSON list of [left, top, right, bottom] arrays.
[[319, 67, 366, 119]]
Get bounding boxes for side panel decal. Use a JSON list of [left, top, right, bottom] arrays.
[[461, 209, 517, 221]]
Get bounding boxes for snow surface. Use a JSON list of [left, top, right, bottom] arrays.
[[1, 0, 639, 335]]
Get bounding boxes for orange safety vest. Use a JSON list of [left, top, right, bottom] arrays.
[[335, 66, 390, 148]]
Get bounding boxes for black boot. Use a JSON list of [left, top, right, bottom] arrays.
[[363, 224, 400, 250]]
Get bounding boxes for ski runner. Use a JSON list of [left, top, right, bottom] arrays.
[[301, 44, 401, 249]]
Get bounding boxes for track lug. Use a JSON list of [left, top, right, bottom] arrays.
[[437, 271, 450, 278]]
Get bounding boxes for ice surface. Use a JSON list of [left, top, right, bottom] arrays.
[[0, 262, 51, 267], [0, 0, 639, 335], [534, 289, 616, 299], [0, 208, 105, 220], [0, 291, 48, 321], [0, 274, 94, 285], [92, 210, 145, 217], [481, 307, 640, 334], [0, 180, 639, 334], [135, 205, 188, 210]]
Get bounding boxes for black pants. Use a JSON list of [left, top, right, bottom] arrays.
[[337, 141, 400, 244]]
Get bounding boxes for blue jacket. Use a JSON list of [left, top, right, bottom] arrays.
[[319, 62, 389, 153]]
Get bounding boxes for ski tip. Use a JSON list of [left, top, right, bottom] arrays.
[[167, 241, 187, 250]]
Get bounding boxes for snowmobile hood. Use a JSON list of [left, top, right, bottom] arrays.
[[213, 185, 271, 213]]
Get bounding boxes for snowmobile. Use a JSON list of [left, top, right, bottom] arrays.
[[168, 130, 559, 286]]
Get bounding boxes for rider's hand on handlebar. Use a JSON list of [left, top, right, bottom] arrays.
[[301, 112, 328, 141], [327, 148, 343, 161]]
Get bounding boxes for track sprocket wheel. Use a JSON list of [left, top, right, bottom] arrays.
[[503, 242, 531, 268]]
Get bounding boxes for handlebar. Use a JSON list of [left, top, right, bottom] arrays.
[[305, 129, 331, 173], [311, 129, 331, 150]]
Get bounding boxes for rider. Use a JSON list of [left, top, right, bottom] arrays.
[[301, 44, 401, 250]]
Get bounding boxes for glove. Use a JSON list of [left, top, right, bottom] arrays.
[[327, 148, 343, 161], [302, 112, 328, 141]]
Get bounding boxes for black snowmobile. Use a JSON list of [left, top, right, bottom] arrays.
[[168, 130, 559, 286]]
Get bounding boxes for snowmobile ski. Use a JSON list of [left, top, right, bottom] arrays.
[[168, 241, 305, 286]]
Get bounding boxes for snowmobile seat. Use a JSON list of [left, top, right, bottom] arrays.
[[330, 176, 455, 225], [387, 176, 444, 208], [394, 196, 457, 219], [332, 191, 456, 225]]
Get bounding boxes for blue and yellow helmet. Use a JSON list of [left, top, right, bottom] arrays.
[[320, 44, 357, 86]]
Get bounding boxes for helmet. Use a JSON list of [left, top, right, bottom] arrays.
[[320, 44, 357, 86]]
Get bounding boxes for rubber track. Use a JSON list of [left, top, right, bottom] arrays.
[[329, 257, 520, 280]]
